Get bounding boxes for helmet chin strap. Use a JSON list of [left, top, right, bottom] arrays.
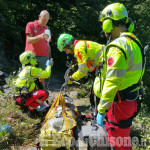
[[106, 34, 112, 45], [67, 54, 69, 60], [100, 31, 105, 38]]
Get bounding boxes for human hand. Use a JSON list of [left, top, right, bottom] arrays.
[[46, 60, 50, 67], [49, 58, 54, 67], [96, 112, 106, 127], [64, 68, 71, 80], [65, 76, 73, 84], [40, 33, 49, 40], [45, 29, 51, 40], [45, 60, 50, 67]]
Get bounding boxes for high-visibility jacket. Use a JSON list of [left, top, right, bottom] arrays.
[[72, 40, 105, 81], [96, 32, 143, 114], [15, 65, 51, 92]]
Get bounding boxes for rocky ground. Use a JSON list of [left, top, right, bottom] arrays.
[[0, 67, 91, 150]]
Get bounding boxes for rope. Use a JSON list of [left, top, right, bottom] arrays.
[[42, 92, 78, 131]]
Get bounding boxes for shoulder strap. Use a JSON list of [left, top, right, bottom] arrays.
[[120, 34, 143, 52], [84, 40, 87, 53], [106, 45, 127, 60], [120, 34, 145, 69]]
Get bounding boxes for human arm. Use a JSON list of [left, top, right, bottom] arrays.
[[25, 22, 49, 44], [71, 42, 88, 81], [26, 33, 49, 44], [47, 42, 52, 58], [31, 66, 52, 79], [97, 47, 127, 114]]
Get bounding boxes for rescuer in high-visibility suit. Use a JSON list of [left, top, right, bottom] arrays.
[[57, 33, 105, 106], [14, 51, 53, 118], [95, 3, 145, 150]]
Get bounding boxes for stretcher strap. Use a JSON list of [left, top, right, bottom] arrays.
[[42, 92, 61, 127], [66, 104, 79, 118], [61, 94, 69, 130], [42, 92, 78, 131], [66, 111, 77, 126]]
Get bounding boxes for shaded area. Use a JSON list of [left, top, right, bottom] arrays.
[[45, 67, 65, 92], [77, 105, 91, 114]]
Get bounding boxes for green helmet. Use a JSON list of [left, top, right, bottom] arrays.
[[57, 33, 74, 52], [19, 51, 36, 66], [99, 3, 134, 33]]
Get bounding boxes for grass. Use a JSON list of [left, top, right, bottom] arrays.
[[131, 104, 150, 150], [0, 98, 41, 149]]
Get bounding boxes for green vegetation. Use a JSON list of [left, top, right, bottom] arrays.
[[0, 98, 40, 149], [0, 76, 41, 149], [131, 104, 150, 150]]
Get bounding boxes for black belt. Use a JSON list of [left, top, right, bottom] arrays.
[[106, 98, 141, 129], [114, 82, 140, 101], [120, 82, 140, 95], [106, 116, 134, 128]]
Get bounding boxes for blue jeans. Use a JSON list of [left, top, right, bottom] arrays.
[[35, 56, 49, 70]]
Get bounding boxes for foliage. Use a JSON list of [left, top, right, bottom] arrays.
[[0, 99, 40, 149], [0, 75, 40, 149], [77, 88, 87, 98], [131, 103, 150, 149], [0, 0, 149, 70]]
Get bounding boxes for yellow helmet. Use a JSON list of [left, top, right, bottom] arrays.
[[99, 3, 134, 33], [19, 51, 36, 66]]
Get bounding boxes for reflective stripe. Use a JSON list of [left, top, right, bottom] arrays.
[[19, 67, 31, 80], [78, 69, 88, 75], [99, 99, 112, 110], [79, 63, 95, 72], [20, 77, 34, 81], [127, 63, 142, 71], [90, 47, 104, 62], [118, 38, 134, 65], [88, 66, 96, 72], [115, 38, 142, 72], [25, 67, 31, 78], [36, 71, 42, 77], [106, 69, 126, 77], [118, 39, 134, 65], [78, 63, 87, 68]]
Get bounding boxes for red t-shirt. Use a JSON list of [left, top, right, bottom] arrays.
[[25, 20, 51, 57]]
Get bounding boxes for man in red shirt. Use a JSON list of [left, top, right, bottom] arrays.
[[25, 10, 52, 88]]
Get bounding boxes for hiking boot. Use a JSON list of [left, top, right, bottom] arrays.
[[21, 107, 28, 113]]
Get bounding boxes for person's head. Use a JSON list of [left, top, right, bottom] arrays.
[[99, 3, 134, 39], [20, 51, 36, 66], [57, 33, 74, 54], [38, 10, 50, 27]]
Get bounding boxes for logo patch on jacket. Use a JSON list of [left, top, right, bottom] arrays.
[[32, 91, 38, 95], [34, 29, 37, 33], [108, 57, 114, 67]]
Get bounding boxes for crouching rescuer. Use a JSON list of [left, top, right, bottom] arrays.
[[13, 51, 53, 118], [95, 3, 145, 150]]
